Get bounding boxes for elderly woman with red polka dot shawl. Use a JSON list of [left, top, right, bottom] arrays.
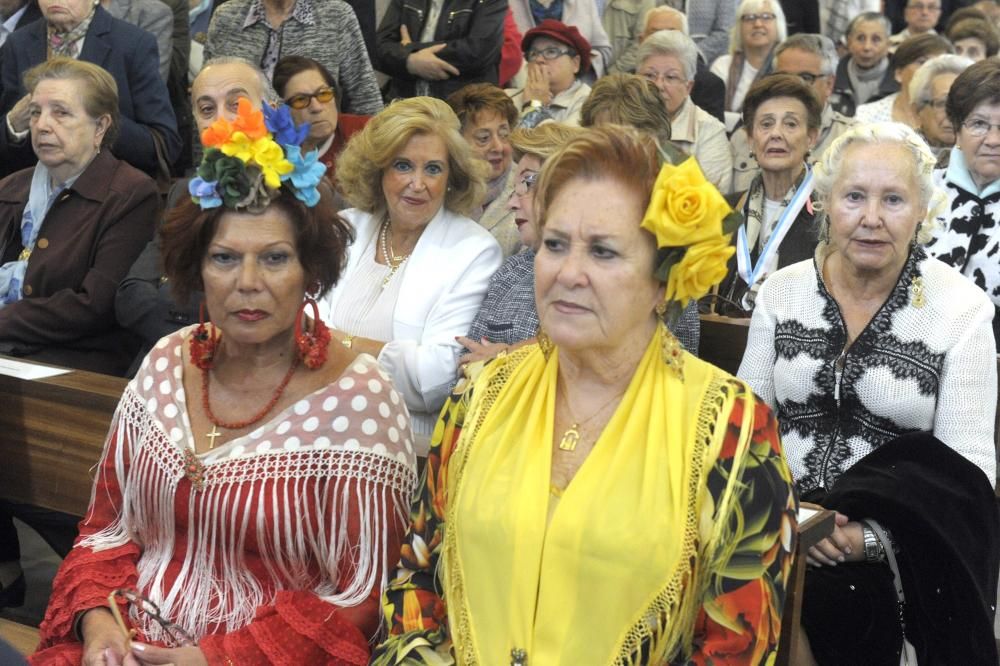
[[30, 107, 417, 666]]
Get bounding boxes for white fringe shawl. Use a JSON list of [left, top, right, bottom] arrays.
[[79, 386, 417, 646]]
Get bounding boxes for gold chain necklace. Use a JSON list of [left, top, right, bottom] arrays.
[[556, 382, 626, 452], [379, 219, 410, 289]]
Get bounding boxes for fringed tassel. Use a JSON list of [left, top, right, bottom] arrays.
[[80, 390, 416, 648]]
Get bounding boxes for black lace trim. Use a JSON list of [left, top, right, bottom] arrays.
[[777, 247, 945, 493]]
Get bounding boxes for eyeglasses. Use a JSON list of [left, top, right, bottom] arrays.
[[741, 12, 776, 23], [906, 3, 940, 11], [921, 97, 947, 110], [963, 118, 1000, 136], [284, 86, 335, 110], [525, 47, 574, 61], [514, 171, 538, 195], [107, 588, 197, 647], [472, 127, 511, 148], [638, 69, 688, 86]]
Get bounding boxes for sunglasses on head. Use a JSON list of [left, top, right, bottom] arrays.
[[284, 86, 335, 110]]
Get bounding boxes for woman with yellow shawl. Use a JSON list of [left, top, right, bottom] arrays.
[[372, 126, 797, 665]]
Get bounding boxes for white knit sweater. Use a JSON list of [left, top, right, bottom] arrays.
[[738, 248, 997, 493]]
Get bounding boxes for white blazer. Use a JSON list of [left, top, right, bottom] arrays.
[[319, 207, 503, 442]]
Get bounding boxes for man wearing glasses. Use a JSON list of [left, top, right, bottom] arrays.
[[890, 0, 942, 51], [729, 33, 855, 192]]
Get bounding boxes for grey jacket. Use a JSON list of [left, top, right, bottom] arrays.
[[105, 0, 173, 81], [687, 0, 736, 66], [205, 0, 384, 115]]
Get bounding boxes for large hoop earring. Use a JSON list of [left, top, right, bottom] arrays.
[[295, 297, 331, 369], [189, 302, 219, 370]]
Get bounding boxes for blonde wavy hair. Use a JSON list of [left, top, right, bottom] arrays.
[[336, 97, 488, 217], [812, 121, 944, 245], [509, 122, 586, 162]]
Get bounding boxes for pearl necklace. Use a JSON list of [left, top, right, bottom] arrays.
[[379, 219, 410, 289]]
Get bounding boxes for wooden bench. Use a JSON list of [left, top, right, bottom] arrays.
[[0, 358, 125, 517], [0, 617, 38, 656]]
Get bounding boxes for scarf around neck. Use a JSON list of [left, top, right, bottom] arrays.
[[0, 163, 72, 306], [847, 57, 888, 106], [444, 329, 749, 664], [48, 5, 95, 58]]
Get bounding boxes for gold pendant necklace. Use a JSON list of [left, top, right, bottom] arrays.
[[557, 383, 626, 452]]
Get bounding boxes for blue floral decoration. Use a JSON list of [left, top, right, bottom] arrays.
[[188, 176, 222, 209], [263, 104, 310, 147], [285, 145, 326, 207]]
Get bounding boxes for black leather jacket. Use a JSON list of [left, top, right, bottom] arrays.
[[376, 0, 506, 100]]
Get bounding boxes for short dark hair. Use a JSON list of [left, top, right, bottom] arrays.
[[947, 18, 1000, 58], [947, 57, 1000, 132], [892, 33, 953, 72], [446, 82, 519, 130], [742, 73, 823, 131], [272, 55, 341, 112], [160, 184, 353, 303]]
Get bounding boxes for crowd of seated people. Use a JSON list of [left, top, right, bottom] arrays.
[[0, 1, 999, 664]]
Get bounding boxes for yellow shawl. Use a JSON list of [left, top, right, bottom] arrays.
[[442, 329, 752, 665]]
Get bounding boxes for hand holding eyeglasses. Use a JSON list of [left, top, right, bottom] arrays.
[[80, 607, 140, 666]]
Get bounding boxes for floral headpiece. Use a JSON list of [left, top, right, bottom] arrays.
[[189, 98, 327, 212], [640, 144, 741, 311]]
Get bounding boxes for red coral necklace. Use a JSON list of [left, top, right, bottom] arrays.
[[183, 348, 299, 491], [200, 354, 300, 447]]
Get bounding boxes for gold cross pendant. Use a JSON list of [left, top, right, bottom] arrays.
[[206, 424, 221, 449], [559, 424, 580, 451]]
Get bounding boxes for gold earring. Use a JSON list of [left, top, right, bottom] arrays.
[[537, 327, 554, 360]]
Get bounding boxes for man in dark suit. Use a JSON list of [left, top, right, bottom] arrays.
[[0, 0, 40, 47], [0, 3, 179, 179]]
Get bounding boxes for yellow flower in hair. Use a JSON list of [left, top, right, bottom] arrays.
[[219, 131, 258, 163], [642, 157, 732, 248], [251, 137, 294, 189], [665, 238, 735, 306]]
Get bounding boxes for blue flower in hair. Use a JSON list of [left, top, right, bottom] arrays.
[[263, 104, 310, 147], [285, 145, 326, 207], [188, 176, 222, 209]]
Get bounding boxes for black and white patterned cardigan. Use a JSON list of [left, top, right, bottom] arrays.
[[927, 155, 1000, 309], [738, 247, 997, 495]]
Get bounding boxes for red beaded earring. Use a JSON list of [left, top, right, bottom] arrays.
[[295, 297, 331, 369], [190, 302, 220, 370]]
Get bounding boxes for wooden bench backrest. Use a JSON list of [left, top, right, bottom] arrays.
[[0, 358, 125, 517]]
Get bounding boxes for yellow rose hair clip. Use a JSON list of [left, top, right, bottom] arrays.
[[641, 146, 741, 310]]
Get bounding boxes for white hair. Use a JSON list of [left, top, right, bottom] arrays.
[[642, 6, 688, 35], [909, 54, 974, 106], [637, 30, 698, 81], [813, 122, 943, 244], [729, 0, 788, 55]]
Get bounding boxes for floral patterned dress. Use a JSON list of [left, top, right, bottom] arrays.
[[372, 351, 797, 665]]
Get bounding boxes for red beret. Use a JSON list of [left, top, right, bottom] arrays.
[[522, 19, 592, 74]]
